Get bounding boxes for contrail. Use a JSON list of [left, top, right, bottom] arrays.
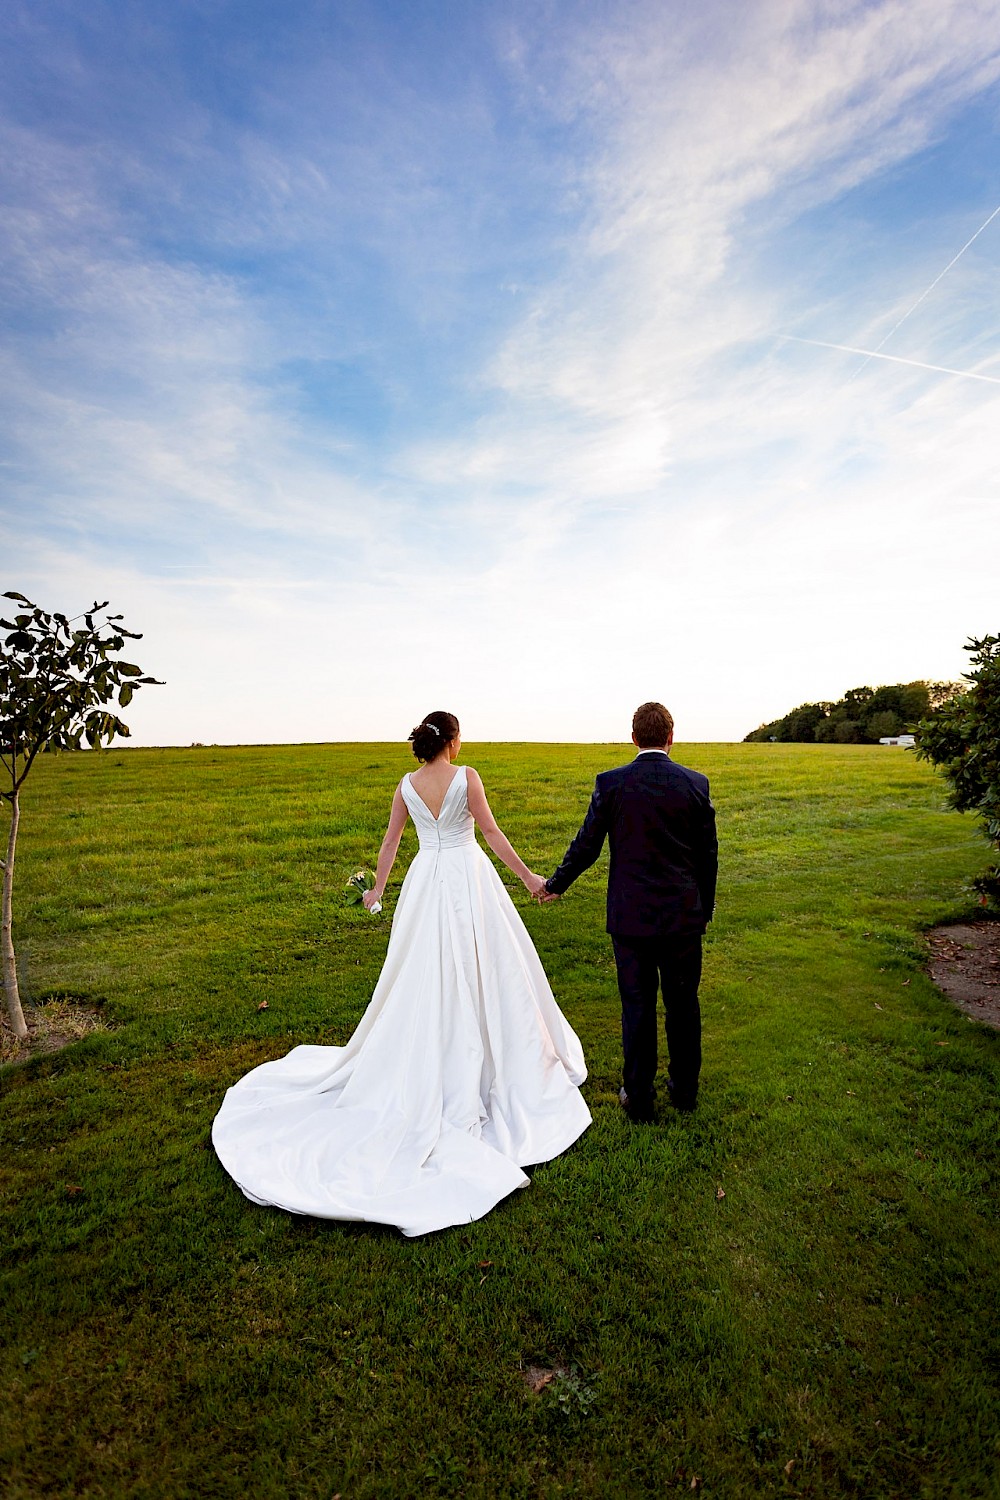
[[850, 202, 1000, 378], [782, 334, 1000, 386]]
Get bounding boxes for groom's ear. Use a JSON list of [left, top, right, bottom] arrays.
[[631, 732, 639, 747]]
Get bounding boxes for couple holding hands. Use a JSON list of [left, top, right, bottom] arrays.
[[213, 702, 718, 1237]]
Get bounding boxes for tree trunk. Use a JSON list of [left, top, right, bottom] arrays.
[[2, 790, 27, 1039]]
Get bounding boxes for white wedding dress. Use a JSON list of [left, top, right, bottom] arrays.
[[212, 765, 591, 1237]]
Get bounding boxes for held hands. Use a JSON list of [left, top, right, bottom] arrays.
[[524, 871, 560, 904]]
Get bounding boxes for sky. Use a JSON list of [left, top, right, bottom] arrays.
[[2, 0, 999, 746]]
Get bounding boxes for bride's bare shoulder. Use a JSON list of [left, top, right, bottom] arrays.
[[464, 766, 488, 803]]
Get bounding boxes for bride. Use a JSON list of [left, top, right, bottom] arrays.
[[212, 710, 591, 1237]]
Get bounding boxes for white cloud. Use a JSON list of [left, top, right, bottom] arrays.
[[441, 0, 1000, 498]]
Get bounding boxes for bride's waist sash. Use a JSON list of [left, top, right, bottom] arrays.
[[416, 831, 477, 852]]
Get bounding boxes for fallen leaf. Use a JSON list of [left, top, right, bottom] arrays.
[[915, 1149, 926, 1160], [846, 1090, 855, 1096], [784, 1458, 795, 1476], [65, 1184, 83, 1196], [874, 1002, 883, 1010], [257, 1000, 269, 1011], [935, 1041, 949, 1047], [902, 979, 910, 986], [477, 1260, 493, 1269], [716, 1186, 726, 1200], [691, 1477, 702, 1491]]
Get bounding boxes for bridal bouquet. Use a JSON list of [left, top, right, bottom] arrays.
[[345, 867, 381, 914]]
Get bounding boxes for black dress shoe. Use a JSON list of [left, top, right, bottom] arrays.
[[666, 1078, 697, 1112], [619, 1086, 654, 1123]]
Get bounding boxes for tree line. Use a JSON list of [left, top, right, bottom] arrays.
[[743, 681, 958, 744]]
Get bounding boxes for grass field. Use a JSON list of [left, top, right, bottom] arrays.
[[2, 741, 998, 1499]]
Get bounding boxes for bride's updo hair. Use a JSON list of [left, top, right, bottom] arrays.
[[409, 710, 460, 763]]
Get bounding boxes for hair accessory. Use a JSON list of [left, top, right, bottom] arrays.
[[426, 723, 440, 735]]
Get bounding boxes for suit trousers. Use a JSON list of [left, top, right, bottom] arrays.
[[610, 931, 703, 1110]]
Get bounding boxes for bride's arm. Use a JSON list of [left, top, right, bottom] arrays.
[[364, 784, 409, 909], [466, 768, 546, 896]]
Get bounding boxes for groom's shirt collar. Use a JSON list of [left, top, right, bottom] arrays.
[[634, 748, 670, 757]]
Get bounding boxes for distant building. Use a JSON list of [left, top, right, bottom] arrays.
[[879, 734, 916, 747]]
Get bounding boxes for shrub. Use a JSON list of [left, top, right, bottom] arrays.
[[916, 634, 1000, 909]]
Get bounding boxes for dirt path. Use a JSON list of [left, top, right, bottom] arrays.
[[928, 921, 1000, 1029], [0, 1000, 108, 1065]]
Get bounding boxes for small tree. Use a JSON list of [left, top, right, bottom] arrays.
[[868, 710, 902, 740], [916, 634, 1000, 909], [1, 593, 162, 1038]]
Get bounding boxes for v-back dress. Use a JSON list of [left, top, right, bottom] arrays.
[[212, 765, 591, 1237]]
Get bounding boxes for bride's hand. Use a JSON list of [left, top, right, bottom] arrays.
[[363, 888, 382, 911], [523, 872, 548, 898]]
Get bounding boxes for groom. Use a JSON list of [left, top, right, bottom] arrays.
[[540, 702, 717, 1121]]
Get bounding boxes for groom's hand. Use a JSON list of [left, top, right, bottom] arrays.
[[536, 885, 560, 904]]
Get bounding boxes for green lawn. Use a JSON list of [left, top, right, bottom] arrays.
[[1, 741, 998, 1499]]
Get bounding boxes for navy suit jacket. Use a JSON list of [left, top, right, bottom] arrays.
[[546, 751, 718, 938]]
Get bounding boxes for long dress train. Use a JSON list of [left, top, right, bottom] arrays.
[[212, 765, 591, 1236]]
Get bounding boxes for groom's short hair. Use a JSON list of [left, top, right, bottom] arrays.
[[633, 701, 674, 747]]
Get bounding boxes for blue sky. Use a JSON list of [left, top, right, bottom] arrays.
[[3, 0, 999, 745]]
